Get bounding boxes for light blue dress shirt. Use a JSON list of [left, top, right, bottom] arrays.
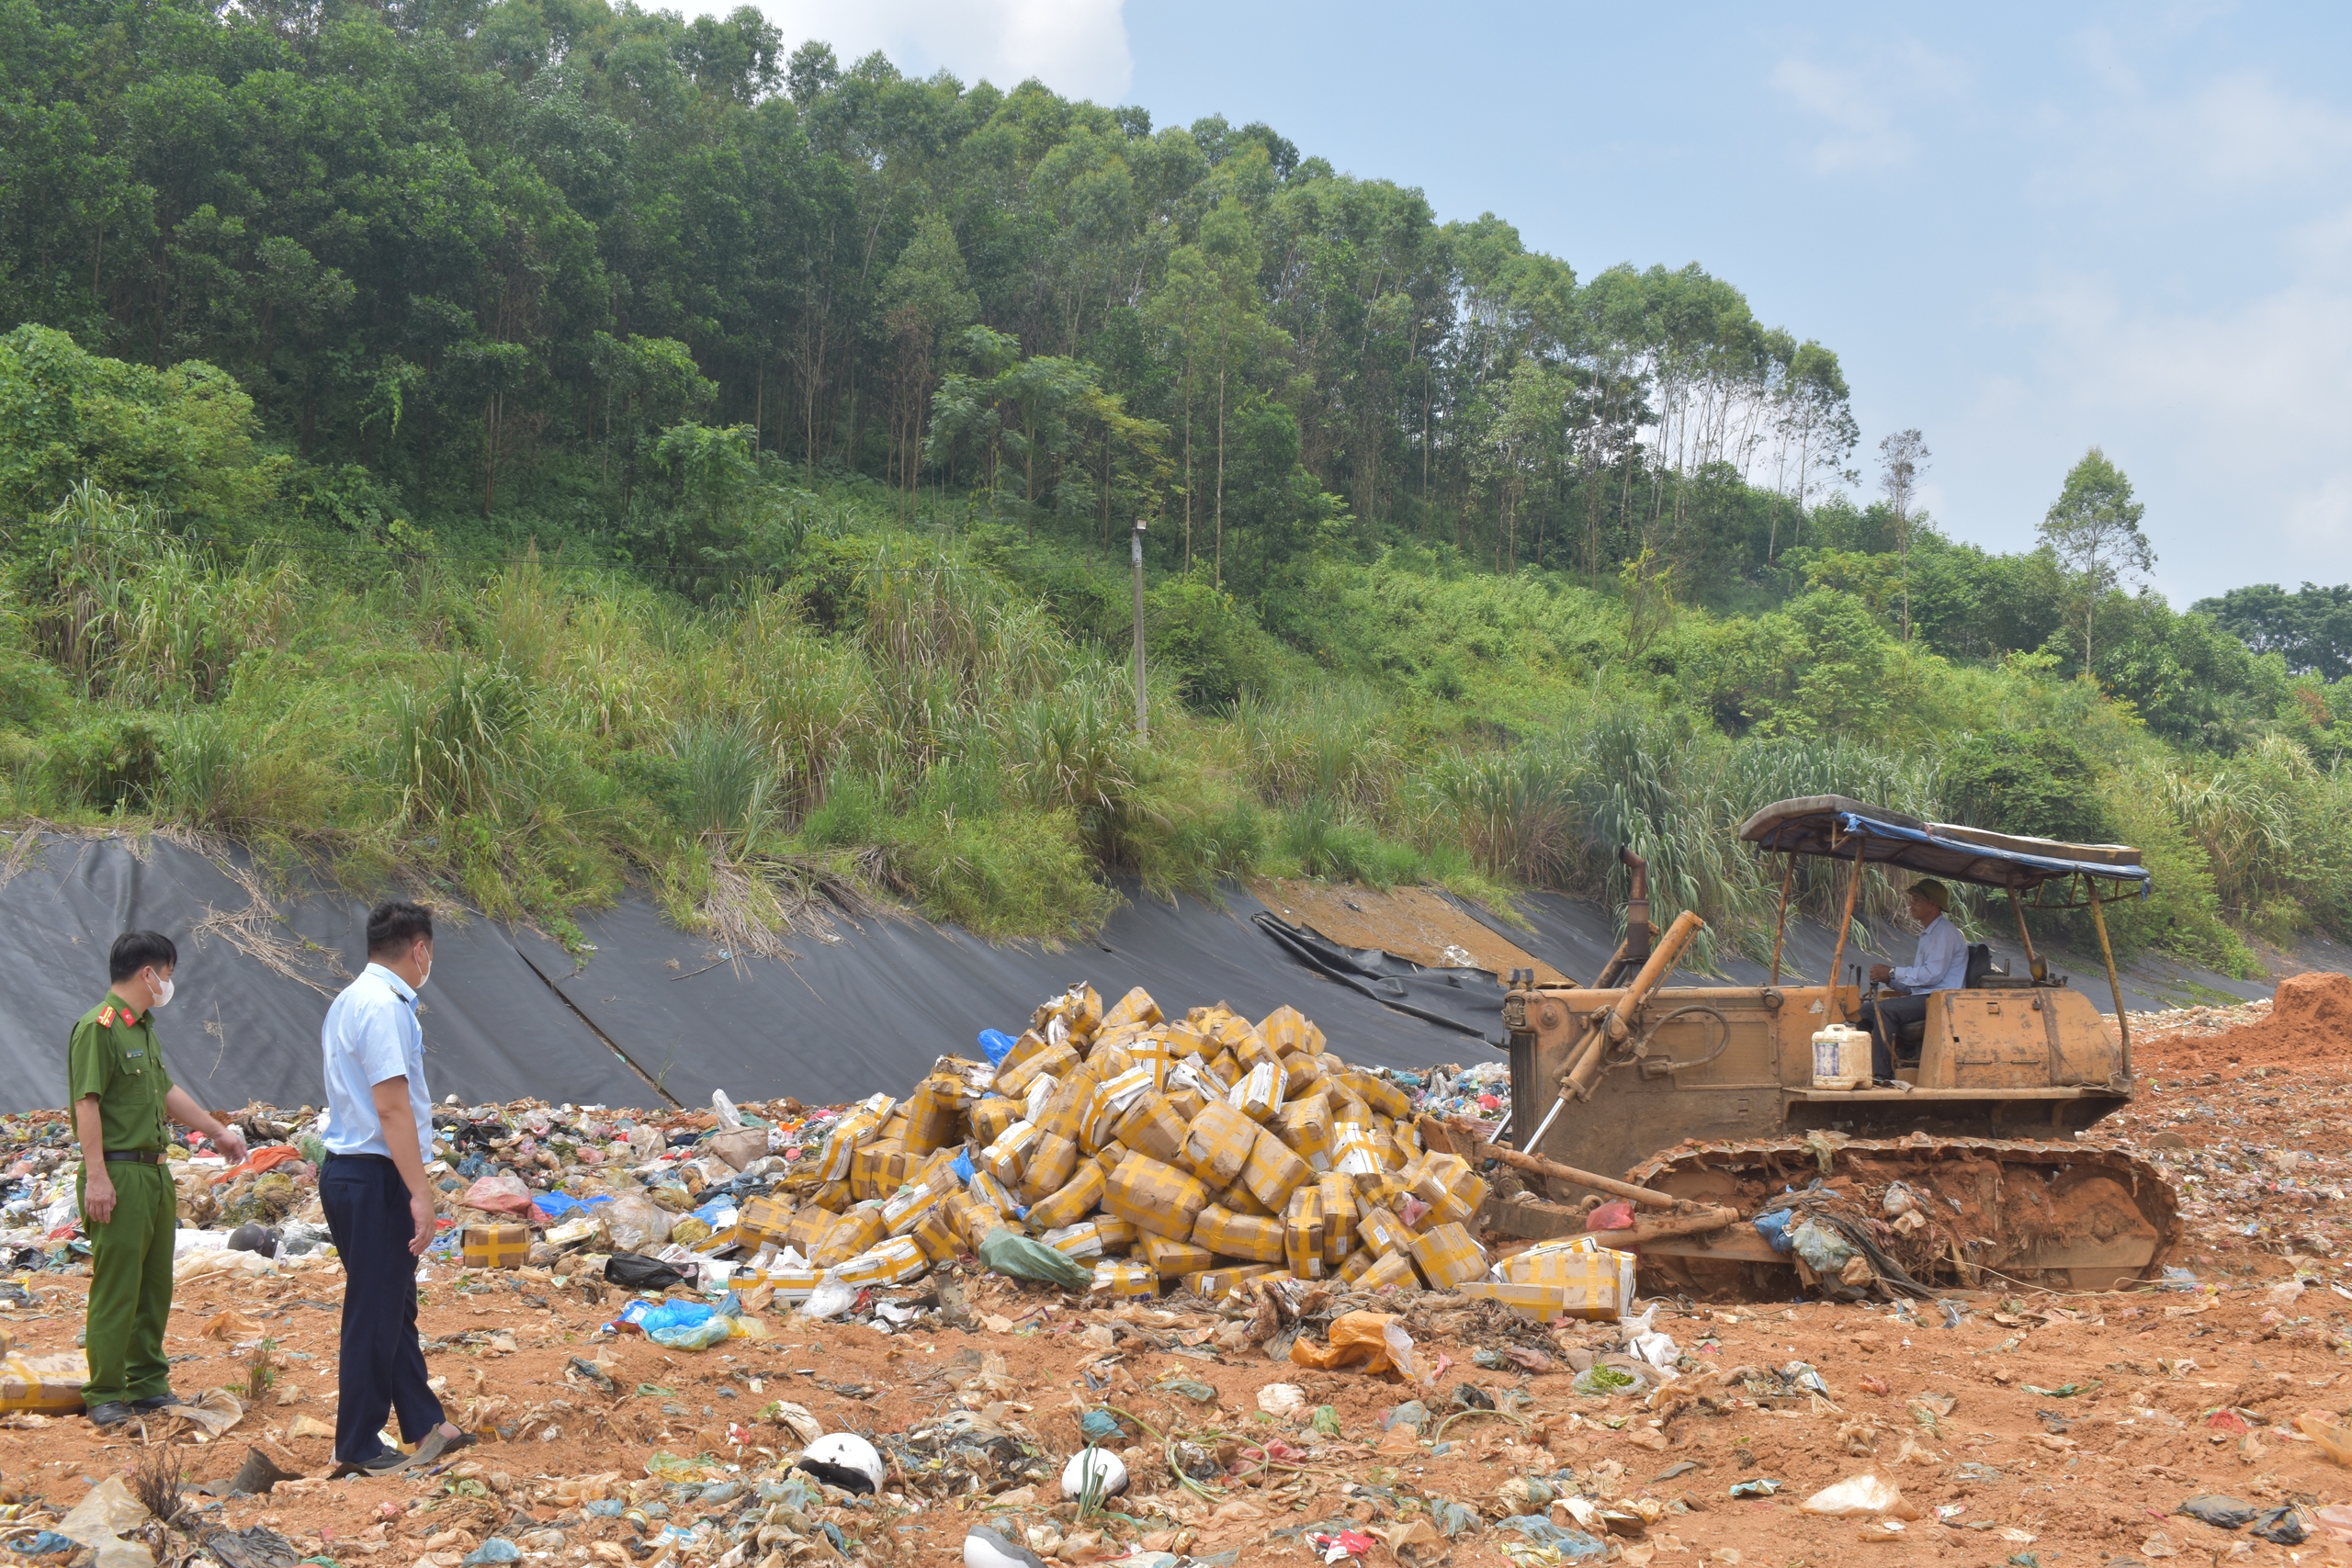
[[1892, 913, 1971, 993], [320, 962, 435, 1166]]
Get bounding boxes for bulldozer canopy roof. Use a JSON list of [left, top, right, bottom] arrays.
[[1737, 795, 2151, 892]]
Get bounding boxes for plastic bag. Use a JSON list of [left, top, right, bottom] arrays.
[[2250, 1507, 2307, 1546], [1801, 1474, 1920, 1519], [1628, 1331, 1680, 1371], [463, 1174, 537, 1214], [1790, 1217, 1853, 1272], [604, 1252, 689, 1291], [649, 1316, 732, 1349], [2177, 1495, 2258, 1529], [605, 1193, 672, 1254], [1753, 1209, 1796, 1252], [978, 1030, 1018, 1066], [1585, 1199, 1634, 1233], [1572, 1364, 1637, 1396], [976, 1227, 1091, 1288], [1384, 1322, 1435, 1391], [798, 1278, 857, 1320], [639, 1300, 714, 1335], [1493, 1518, 1606, 1558], [1288, 1311, 1400, 1373], [711, 1090, 742, 1130], [2298, 1410, 2352, 1467]]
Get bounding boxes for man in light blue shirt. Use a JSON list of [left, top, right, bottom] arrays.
[[317, 900, 469, 1475], [1863, 880, 1971, 1081]]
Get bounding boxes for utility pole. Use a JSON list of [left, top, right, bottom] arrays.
[[1130, 518, 1148, 743]]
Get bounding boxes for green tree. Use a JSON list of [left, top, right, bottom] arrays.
[[1941, 728, 2111, 843], [2038, 447, 2154, 678], [0, 325, 280, 529], [873, 215, 978, 513], [1876, 428, 1928, 643]]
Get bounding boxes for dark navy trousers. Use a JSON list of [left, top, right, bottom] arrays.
[[320, 1155, 444, 1461]]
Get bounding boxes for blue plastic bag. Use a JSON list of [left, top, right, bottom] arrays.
[[640, 1299, 731, 1348], [6, 1533, 77, 1556], [536, 1191, 612, 1221], [978, 1029, 1018, 1065], [639, 1300, 714, 1335], [1753, 1209, 1796, 1253], [462, 1540, 520, 1566], [1495, 1518, 1605, 1558], [649, 1317, 731, 1349], [950, 1149, 977, 1184]]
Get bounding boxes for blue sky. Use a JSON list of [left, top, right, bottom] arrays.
[[740, 1, 2352, 603]]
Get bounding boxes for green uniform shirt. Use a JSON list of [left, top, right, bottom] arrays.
[[67, 991, 173, 1153]]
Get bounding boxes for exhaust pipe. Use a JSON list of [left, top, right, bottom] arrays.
[[1620, 846, 1650, 965]]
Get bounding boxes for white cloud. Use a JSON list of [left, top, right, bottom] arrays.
[[747, 0, 1132, 103], [2030, 63, 2352, 206], [1984, 270, 2352, 589], [1769, 42, 1968, 174]]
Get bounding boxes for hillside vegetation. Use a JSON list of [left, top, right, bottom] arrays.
[[4, 0, 2351, 974]]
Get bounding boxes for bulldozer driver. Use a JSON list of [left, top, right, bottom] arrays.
[[1863, 879, 1968, 1082]]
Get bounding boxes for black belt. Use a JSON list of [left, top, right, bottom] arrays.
[[103, 1150, 164, 1164], [324, 1152, 394, 1166]]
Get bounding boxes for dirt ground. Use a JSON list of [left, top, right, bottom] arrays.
[[5, 998, 2349, 1567]]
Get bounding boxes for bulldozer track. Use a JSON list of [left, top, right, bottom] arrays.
[[1625, 1134, 2184, 1292]]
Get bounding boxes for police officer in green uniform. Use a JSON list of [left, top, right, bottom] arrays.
[[70, 931, 247, 1428]]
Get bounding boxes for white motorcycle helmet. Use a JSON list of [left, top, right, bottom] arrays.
[[793, 1432, 884, 1495], [1059, 1446, 1129, 1499]]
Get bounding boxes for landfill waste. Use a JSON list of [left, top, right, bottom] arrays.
[[0, 974, 2341, 1568]]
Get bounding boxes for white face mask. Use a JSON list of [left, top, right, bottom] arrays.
[[149, 972, 175, 1010]]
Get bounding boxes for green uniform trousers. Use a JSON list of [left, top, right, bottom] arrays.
[[78, 1161, 176, 1405]]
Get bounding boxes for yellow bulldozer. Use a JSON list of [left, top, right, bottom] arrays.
[[1452, 795, 2182, 1295]]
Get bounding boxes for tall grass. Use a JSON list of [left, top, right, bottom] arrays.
[[3, 472, 2344, 963], [669, 719, 772, 847], [386, 661, 527, 822]]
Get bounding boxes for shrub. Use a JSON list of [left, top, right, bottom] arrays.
[[44, 715, 161, 811], [1940, 728, 2111, 843]]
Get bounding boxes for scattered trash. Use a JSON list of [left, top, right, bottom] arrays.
[[1801, 1475, 1921, 1519], [1493, 1517, 1606, 1558], [1256, 1383, 1306, 1418], [2177, 1495, 2258, 1530], [2249, 1507, 2307, 1546]]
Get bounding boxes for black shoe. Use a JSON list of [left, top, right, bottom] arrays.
[[87, 1401, 133, 1428], [130, 1392, 182, 1413]]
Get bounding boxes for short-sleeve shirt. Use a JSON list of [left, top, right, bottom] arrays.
[[320, 963, 434, 1167], [67, 992, 174, 1153]]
